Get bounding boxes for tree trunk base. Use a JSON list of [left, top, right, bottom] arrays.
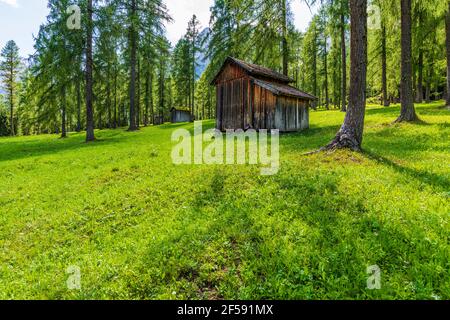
[[324, 130, 362, 152], [305, 132, 362, 155], [394, 113, 419, 123], [86, 131, 96, 143]]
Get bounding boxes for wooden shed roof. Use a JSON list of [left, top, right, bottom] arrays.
[[212, 56, 294, 84], [170, 107, 191, 113], [253, 78, 317, 100]]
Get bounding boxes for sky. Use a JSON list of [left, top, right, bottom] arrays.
[[0, 0, 318, 57]]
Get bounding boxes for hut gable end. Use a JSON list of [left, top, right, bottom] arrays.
[[213, 60, 248, 84], [212, 57, 316, 133]]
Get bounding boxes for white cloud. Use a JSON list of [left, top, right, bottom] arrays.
[[292, 1, 319, 32], [165, 0, 213, 45], [0, 0, 19, 8]]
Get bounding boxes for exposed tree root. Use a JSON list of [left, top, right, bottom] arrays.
[[394, 114, 420, 123], [304, 129, 362, 155]]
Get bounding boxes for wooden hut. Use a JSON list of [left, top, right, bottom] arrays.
[[211, 57, 316, 132], [170, 108, 193, 123]]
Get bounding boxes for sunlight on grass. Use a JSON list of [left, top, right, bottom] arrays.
[[0, 102, 449, 299]]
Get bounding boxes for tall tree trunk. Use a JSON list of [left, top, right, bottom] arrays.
[[396, 0, 418, 122], [313, 25, 318, 109], [425, 66, 431, 103], [324, 36, 329, 110], [144, 67, 150, 127], [415, 8, 424, 104], [446, 2, 450, 107], [136, 56, 141, 128], [150, 72, 154, 125], [107, 67, 112, 129], [76, 79, 81, 132], [61, 86, 67, 138], [324, 0, 367, 151], [282, 0, 289, 76], [415, 49, 423, 103], [128, 0, 138, 131], [340, 12, 347, 112], [113, 62, 117, 128], [381, 22, 389, 107], [159, 60, 164, 122], [188, 77, 192, 114], [209, 87, 213, 119], [9, 82, 14, 136], [192, 44, 196, 117], [85, 0, 95, 142]]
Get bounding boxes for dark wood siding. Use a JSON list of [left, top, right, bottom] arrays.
[[216, 76, 249, 130], [171, 110, 192, 123], [252, 84, 277, 130], [214, 61, 310, 132], [274, 97, 309, 132], [215, 62, 247, 83]]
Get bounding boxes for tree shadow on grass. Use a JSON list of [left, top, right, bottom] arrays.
[[364, 102, 447, 119], [0, 125, 172, 163], [0, 122, 221, 164], [365, 106, 401, 117], [364, 150, 450, 193]]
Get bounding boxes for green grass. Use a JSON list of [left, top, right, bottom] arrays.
[[0, 101, 449, 300]]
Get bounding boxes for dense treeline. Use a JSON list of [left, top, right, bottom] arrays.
[[0, 0, 449, 149]]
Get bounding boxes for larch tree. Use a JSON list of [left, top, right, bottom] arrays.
[[127, 0, 139, 131], [317, 7, 329, 109], [396, 0, 418, 122], [281, 0, 289, 76], [378, 0, 390, 107], [339, 0, 348, 112], [0, 40, 21, 136], [413, 2, 424, 104], [323, 0, 367, 151], [186, 15, 201, 115], [86, 0, 96, 141], [446, 1, 450, 108]]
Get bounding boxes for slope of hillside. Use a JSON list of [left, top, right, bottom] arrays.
[[0, 102, 449, 299]]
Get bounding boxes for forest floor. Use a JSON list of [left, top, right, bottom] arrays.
[[0, 101, 449, 300]]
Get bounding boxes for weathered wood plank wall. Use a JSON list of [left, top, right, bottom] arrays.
[[215, 61, 310, 132]]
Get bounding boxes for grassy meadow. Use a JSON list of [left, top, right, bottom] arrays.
[[0, 101, 449, 300]]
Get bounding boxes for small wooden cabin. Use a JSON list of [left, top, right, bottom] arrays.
[[211, 57, 316, 132], [170, 108, 193, 123]]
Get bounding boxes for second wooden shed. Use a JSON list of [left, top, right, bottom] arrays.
[[211, 57, 316, 132], [170, 108, 193, 123]]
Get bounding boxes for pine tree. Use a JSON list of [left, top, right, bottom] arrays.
[[396, 0, 418, 122], [446, 2, 450, 107], [0, 40, 21, 136], [186, 15, 201, 116], [86, 0, 96, 141], [324, 0, 368, 151]]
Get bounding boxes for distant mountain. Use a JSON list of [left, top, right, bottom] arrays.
[[195, 27, 211, 80]]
